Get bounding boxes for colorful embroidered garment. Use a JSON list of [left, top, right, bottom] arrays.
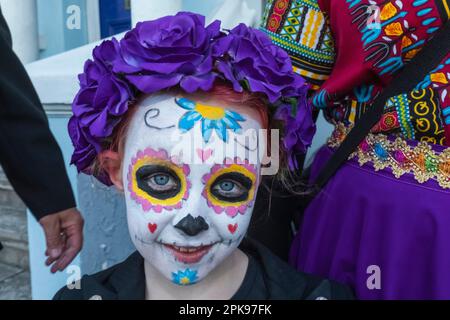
[[260, 0, 450, 300], [261, 0, 450, 146], [260, 0, 336, 89]]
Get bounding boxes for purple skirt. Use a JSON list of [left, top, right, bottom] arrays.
[[290, 144, 450, 300]]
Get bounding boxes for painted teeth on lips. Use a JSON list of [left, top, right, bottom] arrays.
[[163, 243, 216, 264], [166, 244, 213, 252], [175, 246, 200, 253]]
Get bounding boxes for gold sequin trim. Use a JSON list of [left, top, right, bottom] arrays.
[[328, 123, 450, 189]]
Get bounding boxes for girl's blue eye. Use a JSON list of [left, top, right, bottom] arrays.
[[219, 181, 234, 192], [210, 172, 252, 203], [154, 174, 170, 186], [136, 165, 181, 199], [147, 173, 178, 192]]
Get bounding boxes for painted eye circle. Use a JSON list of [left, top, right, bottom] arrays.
[[202, 163, 257, 214], [135, 165, 182, 199], [129, 149, 191, 211]]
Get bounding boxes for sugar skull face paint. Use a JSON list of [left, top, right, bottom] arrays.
[[123, 93, 265, 286]]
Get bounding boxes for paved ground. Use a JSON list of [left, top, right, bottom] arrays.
[[0, 167, 31, 300], [0, 262, 31, 300]]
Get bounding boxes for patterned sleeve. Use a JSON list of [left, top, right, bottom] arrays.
[[313, 0, 449, 108], [259, 0, 336, 91], [260, 0, 450, 145], [316, 0, 450, 145]]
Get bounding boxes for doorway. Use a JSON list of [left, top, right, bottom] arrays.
[[99, 0, 131, 38]]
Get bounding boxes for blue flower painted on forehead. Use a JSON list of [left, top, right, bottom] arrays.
[[172, 268, 199, 286], [176, 98, 246, 143]]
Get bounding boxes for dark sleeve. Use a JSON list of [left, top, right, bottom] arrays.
[[329, 280, 355, 300], [0, 9, 76, 220], [53, 285, 84, 300], [53, 287, 68, 300], [303, 277, 355, 300]]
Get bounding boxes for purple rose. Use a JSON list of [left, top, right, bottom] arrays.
[[70, 38, 133, 183], [72, 38, 133, 147], [275, 97, 316, 170], [68, 117, 114, 186], [213, 24, 304, 103], [115, 12, 222, 93], [68, 117, 96, 171]]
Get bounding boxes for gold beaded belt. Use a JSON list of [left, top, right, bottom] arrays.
[[328, 123, 450, 189]]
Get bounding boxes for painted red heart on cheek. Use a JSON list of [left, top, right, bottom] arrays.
[[228, 224, 238, 234], [148, 223, 158, 234]]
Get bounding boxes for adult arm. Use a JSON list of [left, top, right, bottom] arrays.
[[0, 9, 83, 272]]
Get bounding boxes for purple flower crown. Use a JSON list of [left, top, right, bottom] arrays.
[[69, 12, 316, 186]]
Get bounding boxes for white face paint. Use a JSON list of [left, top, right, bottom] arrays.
[[123, 93, 264, 286]]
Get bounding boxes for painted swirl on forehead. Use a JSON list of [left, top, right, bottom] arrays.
[[127, 148, 191, 213], [144, 108, 176, 130], [234, 131, 259, 152], [176, 98, 246, 143], [201, 157, 258, 218]]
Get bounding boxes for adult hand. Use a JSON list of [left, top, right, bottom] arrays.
[[39, 208, 84, 273]]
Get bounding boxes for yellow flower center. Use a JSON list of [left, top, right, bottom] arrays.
[[180, 277, 191, 285], [195, 103, 226, 120]]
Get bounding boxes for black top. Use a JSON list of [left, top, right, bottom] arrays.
[[0, 8, 76, 219], [54, 238, 354, 300]]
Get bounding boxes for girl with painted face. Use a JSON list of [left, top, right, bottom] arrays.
[[55, 12, 352, 300]]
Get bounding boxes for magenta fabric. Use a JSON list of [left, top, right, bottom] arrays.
[[315, 0, 446, 107], [290, 144, 450, 300], [312, 0, 450, 144]]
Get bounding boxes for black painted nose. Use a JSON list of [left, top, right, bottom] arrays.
[[174, 214, 209, 236]]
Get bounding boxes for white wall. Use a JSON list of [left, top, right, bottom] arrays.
[[207, 0, 262, 29], [131, 0, 182, 27], [130, 0, 262, 28], [0, 0, 39, 63]]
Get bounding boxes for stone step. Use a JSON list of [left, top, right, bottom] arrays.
[[0, 205, 29, 269], [0, 168, 10, 189], [0, 261, 22, 282], [0, 206, 28, 243], [0, 167, 25, 209], [0, 239, 29, 269], [0, 187, 25, 211], [0, 167, 29, 270], [0, 262, 31, 300]]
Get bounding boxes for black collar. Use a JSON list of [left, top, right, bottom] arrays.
[[81, 251, 145, 300], [73, 238, 347, 300]]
